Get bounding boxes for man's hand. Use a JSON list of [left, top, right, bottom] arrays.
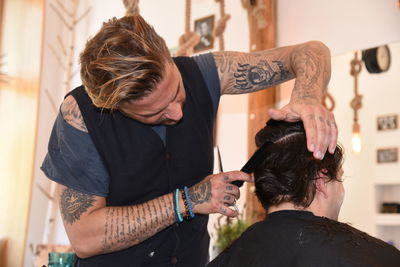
[[268, 100, 338, 160], [188, 171, 253, 217]]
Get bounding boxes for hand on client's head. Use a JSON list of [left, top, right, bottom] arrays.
[[268, 100, 338, 160]]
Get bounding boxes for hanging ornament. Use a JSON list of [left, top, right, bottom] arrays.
[[123, 0, 140, 16], [176, 0, 200, 56]]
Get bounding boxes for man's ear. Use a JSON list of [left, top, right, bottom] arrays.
[[315, 171, 329, 199]]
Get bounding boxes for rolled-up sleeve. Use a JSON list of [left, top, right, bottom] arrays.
[[41, 113, 110, 197]]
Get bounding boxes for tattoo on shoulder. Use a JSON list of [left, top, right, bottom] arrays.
[[234, 60, 291, 92], [61, 96, 88, 132], [188, 180, 211, 205], [60, 188, 96, 224]]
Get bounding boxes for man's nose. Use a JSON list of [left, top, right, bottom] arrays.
[[165, 103, 183, 121]]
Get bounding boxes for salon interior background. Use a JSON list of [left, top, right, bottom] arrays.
[[0, 0, 399, 266]]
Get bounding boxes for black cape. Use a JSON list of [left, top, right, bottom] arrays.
[[208, 210, 400, 267]]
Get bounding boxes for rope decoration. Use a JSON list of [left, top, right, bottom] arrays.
[[177, 32, 200, 56], [241, 0, 267, 29], [323, 91, 336, 112], [213, 0, 231, 51], [350, 52, 363, 123], [123, 0, 140, 16], [176, 0, 200, 56]]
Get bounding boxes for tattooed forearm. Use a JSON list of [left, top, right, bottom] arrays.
[[61, 95, 88, 132], [214, 51, 295, 95], [290, 41, 331, 104], [60, 188, 96, 224], [233, 60, 291, 91], [188, 179, 212, 206], [101, 194, 175, 253], [214, 41, 330, 99]]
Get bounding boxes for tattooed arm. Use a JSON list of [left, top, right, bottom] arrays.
[[56, 171, 252, 258], [56, 184, 177, 258], [213, 41, 329, 97], [213, 41, 337, 160]]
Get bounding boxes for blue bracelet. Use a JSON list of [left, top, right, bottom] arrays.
[[184, 186, 195, 218], [175, 188, 183, 223], [172, 191, 179, 222]]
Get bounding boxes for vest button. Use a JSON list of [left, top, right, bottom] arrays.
[[148, 251, 155, 257], [170, 256, 178, 264]]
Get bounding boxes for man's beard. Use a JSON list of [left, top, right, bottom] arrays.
[[160, 118, 182, 125]]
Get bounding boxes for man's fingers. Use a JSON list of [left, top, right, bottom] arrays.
[[222, 171, 252, 183], [267, 108, 287, 121], [225, 184, 240, 199], [301, 112, 318, 155], [303, 109, 338, 159], [315, 113, 330, 159], [328, 115, 338, 154], [223, 194, 236, 205], [218, 205, 238, 217]]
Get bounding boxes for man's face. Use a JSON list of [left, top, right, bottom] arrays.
[[326, 168, 345, 220], [200, 22, 209, 35], [119, 62, 186, 125]]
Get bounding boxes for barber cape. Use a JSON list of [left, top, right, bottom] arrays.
[[208, 210, 400, 267]]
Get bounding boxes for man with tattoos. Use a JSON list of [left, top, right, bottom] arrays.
[[208, 120, 400, 267], [42, 15, 337, 266]]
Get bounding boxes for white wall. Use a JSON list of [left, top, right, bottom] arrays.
[[333, 42, 400, 238], [277, 0, 400, 56], [25, 0, 249, 265]]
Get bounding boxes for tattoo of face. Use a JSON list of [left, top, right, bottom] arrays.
[[60, 188, 96, 224], [234, 60, 291, 91], [188, 180, 211, 205]]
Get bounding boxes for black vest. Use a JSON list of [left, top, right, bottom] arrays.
[[71, 57, 215, 266]]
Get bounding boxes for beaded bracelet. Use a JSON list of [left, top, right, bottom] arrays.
[[181, 188, 191, 220], [174, 188, 183, 223], [184, 186, 195, 219]]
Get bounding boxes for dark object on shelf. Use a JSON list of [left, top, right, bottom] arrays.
[[381, 202, 400, 213]]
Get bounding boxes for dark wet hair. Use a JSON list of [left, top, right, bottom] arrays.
[[254, 119, 344, 210]]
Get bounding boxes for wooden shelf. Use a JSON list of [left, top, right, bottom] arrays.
[[376, 214, 400, 226], [374, 178, 400, 185]]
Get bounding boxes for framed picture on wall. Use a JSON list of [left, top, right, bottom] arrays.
[[193, 15, 215, 53], [377, 114, 398, 131], [377, 147, 398, 163]]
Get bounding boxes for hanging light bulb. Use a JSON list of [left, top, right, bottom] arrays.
[[351, 122, 362, 155]]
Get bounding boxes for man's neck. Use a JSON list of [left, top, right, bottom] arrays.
[[267, 202, 325, 218], [268, 202, 306, 214]]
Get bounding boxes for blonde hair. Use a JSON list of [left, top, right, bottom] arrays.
[[80, 15, 172, 110]]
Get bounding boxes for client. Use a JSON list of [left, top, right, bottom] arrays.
[[208, 119, 400, 267]]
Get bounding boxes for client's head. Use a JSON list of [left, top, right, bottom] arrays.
[[254, 119, 344, 220]]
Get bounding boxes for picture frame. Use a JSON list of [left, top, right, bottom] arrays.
[[377, 147, 398, 163], [193, 15, 215, 53], [377, 114, 398, 131]]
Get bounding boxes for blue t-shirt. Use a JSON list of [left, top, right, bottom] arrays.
[[41, 53, 221, 197]]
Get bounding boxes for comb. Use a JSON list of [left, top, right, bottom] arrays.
[[232, 141, 274, 187]]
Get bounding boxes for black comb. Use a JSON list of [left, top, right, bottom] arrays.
[[232, 141, 274, 187]]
